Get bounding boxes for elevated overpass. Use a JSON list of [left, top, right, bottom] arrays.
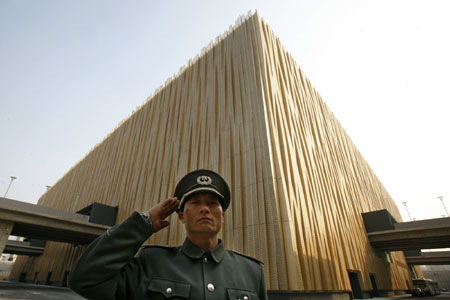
[[0, 197, 115, 256], [363, 210, 450, 265], [366, 218, 450, 251], [405, 251, 450, 265], [3, 240, 45, 256]]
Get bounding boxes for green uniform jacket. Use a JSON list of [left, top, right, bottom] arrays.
[[68, 212, 268, 300]]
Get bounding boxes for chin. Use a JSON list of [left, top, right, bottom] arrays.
[[195, 227, 220, 235]]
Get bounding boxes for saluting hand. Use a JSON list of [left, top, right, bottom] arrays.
[[146, 197, 180, 232]]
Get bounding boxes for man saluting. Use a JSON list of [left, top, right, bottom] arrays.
[[69, 169, 268, 300]]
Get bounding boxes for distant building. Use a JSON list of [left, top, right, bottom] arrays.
[[421, 265, 450, 290], [9, 12, 421, 299], [0, 254, 15, 280]]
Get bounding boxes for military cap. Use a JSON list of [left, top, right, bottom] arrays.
[[174, 169, 230, 212]]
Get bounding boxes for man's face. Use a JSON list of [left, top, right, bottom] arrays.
[[178, 192, 224, 237]]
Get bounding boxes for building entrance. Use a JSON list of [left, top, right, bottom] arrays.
[[348, 271, 363, 299], [370, 274, 380, 297]]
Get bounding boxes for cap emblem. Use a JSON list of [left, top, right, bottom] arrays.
[[197, 175, 212, 185]]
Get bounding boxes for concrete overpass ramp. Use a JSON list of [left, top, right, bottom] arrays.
[[362, 209, 450, 251], [0, 197, 116, 255], [3, 240, 45, 256], [405, 251, 450, 265], [366, 221, 450, 251]]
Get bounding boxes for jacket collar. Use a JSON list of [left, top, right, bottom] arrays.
[[181, 238, 225, 263]]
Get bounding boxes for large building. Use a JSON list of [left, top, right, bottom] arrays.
[[10, 12, 421, 299], [421, 265, 450, 291]]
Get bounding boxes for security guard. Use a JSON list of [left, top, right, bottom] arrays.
[[68, 169, 268, 300]]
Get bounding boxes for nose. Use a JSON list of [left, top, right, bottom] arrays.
[[199, 203, 210, 214]]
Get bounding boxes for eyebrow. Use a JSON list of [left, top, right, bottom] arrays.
[[206, 195, 220, 201]]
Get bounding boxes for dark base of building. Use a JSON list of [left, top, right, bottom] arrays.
[[8, 280, 408, 299], [268, 289, 408, 300], [13, 278, 67, 287]]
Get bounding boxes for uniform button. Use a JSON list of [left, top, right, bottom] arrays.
[[207, 283, 215, 292], [204, 257, 208, 263], [243, 296, 249, 300], [166, 287, 172, 294]]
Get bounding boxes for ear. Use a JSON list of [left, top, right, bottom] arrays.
[[221, 211, 224, 224], [178, 212, 185, 224]]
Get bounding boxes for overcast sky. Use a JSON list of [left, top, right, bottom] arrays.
[[1, 0, 449, 222]]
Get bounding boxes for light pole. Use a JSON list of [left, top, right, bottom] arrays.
[[437, 196, 449, 217], [43, 185, 52, 201], [3, 176, 17, 198], [402, 201, 412, 221]]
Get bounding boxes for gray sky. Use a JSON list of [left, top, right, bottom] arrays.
[[1, 0, 449, 222]]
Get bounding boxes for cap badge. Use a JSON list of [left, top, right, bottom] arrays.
[[197, 175, 212, 185]]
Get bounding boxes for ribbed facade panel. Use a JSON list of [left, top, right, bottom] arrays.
[[10, 12, 420, 293]]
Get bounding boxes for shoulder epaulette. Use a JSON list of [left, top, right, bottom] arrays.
[[230, 250, 264, 265]]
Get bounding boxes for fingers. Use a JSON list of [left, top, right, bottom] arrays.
[[147, 197, 180, 233], [160, 220, 170, 229], [160, 197, 180, 219], [162, 197, 179, 209]]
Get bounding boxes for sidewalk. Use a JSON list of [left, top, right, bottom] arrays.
[[0, 281, 86, 300], [366, 295, 411, 300], [2, 280, 447, 300]]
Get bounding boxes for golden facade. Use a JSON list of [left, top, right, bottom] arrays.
[[10, 12, 420, 294]]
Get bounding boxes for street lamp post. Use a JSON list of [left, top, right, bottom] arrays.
[[42, 185, 52, 201], [437, 196, 449, 217], [3, 176, 17, 198], [402, 201, 412, 221]]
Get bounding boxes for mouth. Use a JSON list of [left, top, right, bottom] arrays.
[[198, 217, 213, 223]]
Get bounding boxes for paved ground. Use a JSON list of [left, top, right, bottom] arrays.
[[0, 281, 449, 300], [0, 281, 86, 300], [374, 293, 450, 300], [384, 293, 450, 300]]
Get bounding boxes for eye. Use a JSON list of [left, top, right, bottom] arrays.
[[207, 199, 220, 206]]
